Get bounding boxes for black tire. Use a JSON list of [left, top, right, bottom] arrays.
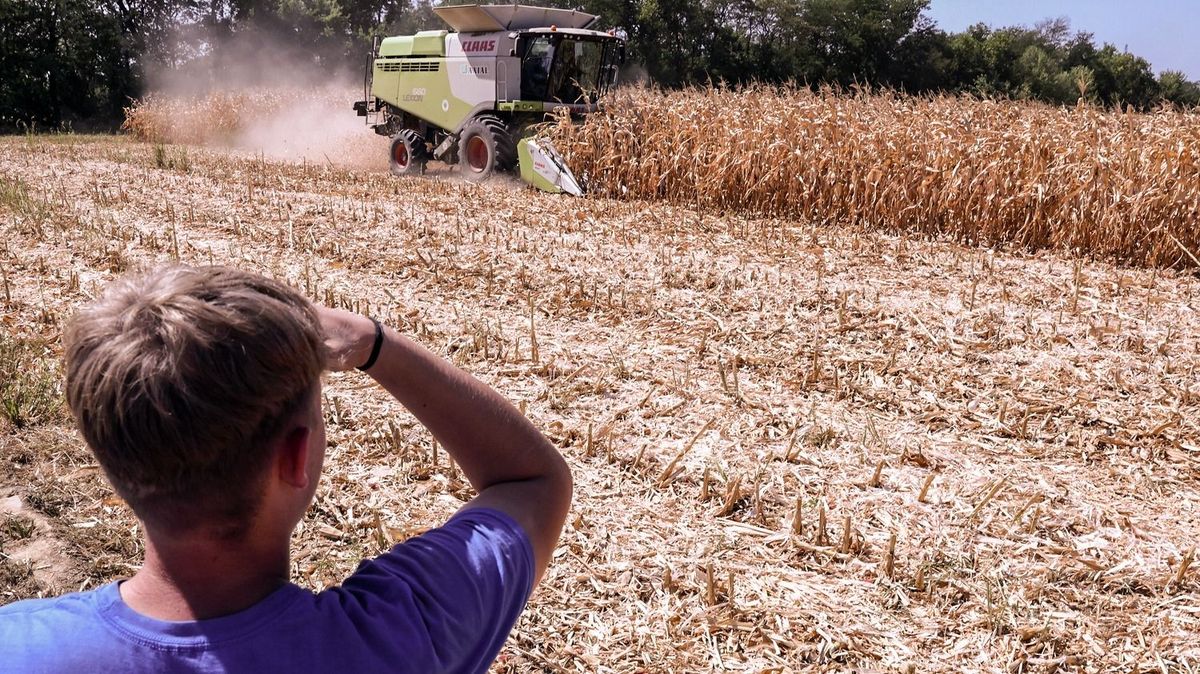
[[457, 115, 516, 181], [389, 130, 427, 176]]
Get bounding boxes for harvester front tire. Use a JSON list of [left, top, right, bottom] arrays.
[[389, 130, 427, 176], [458, 115, 516, 182]]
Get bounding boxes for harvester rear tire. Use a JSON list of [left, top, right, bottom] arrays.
[[389, 130, 427, 176], [458, 115, 516, 182]]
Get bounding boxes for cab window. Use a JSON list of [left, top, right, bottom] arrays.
[[520, 35, 554, 100]]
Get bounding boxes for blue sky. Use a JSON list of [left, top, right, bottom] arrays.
[[925, 1, 1200, 78]]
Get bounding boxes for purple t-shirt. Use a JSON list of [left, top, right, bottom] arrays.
[[0, 508, 533, 674]]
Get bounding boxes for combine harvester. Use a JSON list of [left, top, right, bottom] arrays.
[[354, 3, 626, 195]]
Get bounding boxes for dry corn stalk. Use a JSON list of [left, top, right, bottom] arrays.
[[546, 84, 1200, 269], [123, 88, 349, 145]]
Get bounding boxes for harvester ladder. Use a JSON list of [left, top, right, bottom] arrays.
[[362, 36, 379, 125], [497, 61, 509, 103]]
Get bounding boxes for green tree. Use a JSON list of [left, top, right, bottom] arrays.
[[799, 0, 929, 86], [1015, 45, 1076, 104], [1158, 70, 1200, 108], [635, 0, 726, 85], [884, 17, 952, 92], [0, 0, 132, 131], [1090, 45, 1159, 109]]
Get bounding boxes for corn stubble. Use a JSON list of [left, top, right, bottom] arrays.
[[547, 86, 1200, 268]]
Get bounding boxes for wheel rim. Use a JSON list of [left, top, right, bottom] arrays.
[[465, 136, 489, 172], [393, 142, 409, 168]]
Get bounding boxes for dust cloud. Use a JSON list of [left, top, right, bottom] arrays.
[[142, 29, 389, 171], [228, 90, 389, 171]]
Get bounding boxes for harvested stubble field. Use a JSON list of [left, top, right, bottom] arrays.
[[2, 94, 1200, 672]]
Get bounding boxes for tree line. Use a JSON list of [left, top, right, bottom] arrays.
[[3, 0, 1198, 132]]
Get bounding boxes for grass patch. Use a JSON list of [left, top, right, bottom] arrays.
[[0, 556, 41, 601], [0, 172, 52, 234], [66, 520, 139, 586], [152, 143, 191, 172], [0, 333, 65, 431], [0, 514, 36, 543], [23, 480, 73, 518], [36, 133, 116, 145], [0, 174, 34, 214]]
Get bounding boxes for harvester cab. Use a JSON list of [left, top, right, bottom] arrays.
[[354, 4, 626, 195]]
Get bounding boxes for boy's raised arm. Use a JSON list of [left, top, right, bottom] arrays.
[[319, 307, 572, 585]]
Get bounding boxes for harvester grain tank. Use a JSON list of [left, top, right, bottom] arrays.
[[354, 4, 626, 194]]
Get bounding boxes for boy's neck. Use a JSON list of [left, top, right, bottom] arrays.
[[119, 528, 290, 621]]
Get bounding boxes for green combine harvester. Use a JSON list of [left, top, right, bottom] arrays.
[[354, 3, 626, 195]]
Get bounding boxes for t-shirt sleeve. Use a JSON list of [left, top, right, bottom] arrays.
[[329, 507, 535, 673]]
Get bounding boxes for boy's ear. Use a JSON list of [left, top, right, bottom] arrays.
[[276, 425, 313, 489]]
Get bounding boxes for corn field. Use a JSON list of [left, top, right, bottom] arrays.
[[546, 86, 1200, 268], [124, 92, 260, 144], [123, 89, 320, 144], [122, 88, 386, 170]]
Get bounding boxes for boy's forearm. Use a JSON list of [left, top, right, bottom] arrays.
[[366, 325, 569, 494], [319, 306, 570, 577]]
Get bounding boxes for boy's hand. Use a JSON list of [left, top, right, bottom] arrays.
[[317, 306, 378, 372]]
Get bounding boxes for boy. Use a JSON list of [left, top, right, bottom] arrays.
[[0, 265, 572, 672]]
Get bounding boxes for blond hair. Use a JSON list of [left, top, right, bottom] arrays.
[[64, 266, 324, 536]]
